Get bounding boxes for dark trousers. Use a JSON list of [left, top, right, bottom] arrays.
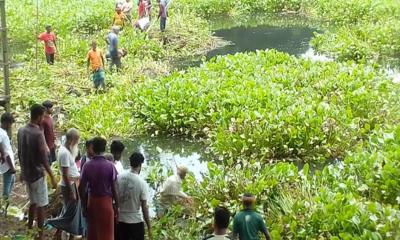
[[45, 53, 55, 65], [160, 17, 166, 32], [117, 222, 144, 240]]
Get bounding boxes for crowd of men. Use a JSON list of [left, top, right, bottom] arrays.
[[37, 0, 170, 90], [1, 103, 272, 240], [2, 104, 272, 240]]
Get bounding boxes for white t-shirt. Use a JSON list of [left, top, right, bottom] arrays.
[[0, 128, 14, 174], [160, 174, 187, 198], [115, 160, 124, 175], [117, 171, 149, 224], [58, 145, 80, 186]]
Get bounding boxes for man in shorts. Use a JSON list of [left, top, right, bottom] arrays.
[[18, 104, 57, 240], [37, 25, 58, 65], [87, 41, 106, 89]]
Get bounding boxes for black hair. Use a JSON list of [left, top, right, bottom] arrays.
[[92, 137, 107, 154], [243, 193, 255, 207], [30, 104, 45, 121], [110, 140, 125, 154], [1, 112, 14, 124], [214, 207, 230, 229], [42, 100, 54, 109], [129, 152, 144, 168], [85, 138, 93, 148]]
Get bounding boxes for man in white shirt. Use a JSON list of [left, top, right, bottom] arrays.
[[0, 113, 15, 215], [117, 152, 152, 240], [159, 165, 192, 213], [111, 140, 125, 174], [203, 207, 232, 240], [122, 0, 134, 22], [51, 128, 81, 240]]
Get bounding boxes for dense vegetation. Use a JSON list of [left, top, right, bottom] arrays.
[[2, 0, 400, 239]]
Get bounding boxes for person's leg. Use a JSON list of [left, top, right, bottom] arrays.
[[160, 17, 166, 32], [36, 206, 46, 240], [115, 57, 122, 70], [45, 53, 51, 64], [28, 203, 37, 229], [132, 222, 145, 240], [2, 171, 15, 215], [50, 53, 55, 65]]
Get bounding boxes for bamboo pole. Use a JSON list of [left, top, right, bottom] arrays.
[[35, 0, 39, 70], [0, 0, 10, 114]]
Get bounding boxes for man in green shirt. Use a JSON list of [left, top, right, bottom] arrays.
[[233, 193, 271, 240]]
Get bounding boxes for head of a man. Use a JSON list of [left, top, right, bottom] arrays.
[[91, 40, 97, 50], [116, 6, 122, 13], [30, 104, 45, 125], [45, 25, 52, 33], [65, 128, 80, 158], [111, 25, 120, 34], [85, 139, 94, 157], [242, 193, 256, 209], [110, 140, 125, 161], [0, 112, 14, 131], [177, 165, 188, 180], [213, 207, 230, 233], [92, 137, 107, 155], [130, 152, 144, 172], [42, 100, 54, 115]]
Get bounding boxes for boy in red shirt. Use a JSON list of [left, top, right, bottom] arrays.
[[37, 25, 58, 65]]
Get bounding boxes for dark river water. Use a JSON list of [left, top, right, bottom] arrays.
[[176, 25, 318, 68]]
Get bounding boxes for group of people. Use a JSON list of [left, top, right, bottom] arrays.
[[0, 101, 271, 240], [37, 0, 170, 89]]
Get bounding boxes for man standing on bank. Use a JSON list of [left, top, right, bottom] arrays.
[[18, 104, 58, 240], [0, 113, 16, 216], [41, 100, 56, 165], [79, 137, 119, 240], [38, 25, 58, 65], [117, 152, 152, 240]]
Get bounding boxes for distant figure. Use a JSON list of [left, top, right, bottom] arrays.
[[110, 140, 125, 174], [157, 0, 167, 32], [87, 41, 106, 89], [0, 113, 15, 216], [106, 26, 121, 71], [80, 139, 94, 171], [203, 207, 231, 240], [49, 128, 84, 240], [18, 104, 57, 240], [159, 165, 192, 215], [79, 137, 119, 240], [117, 152, 152, 240], [113, 6, 126, 29], [232, 193, 271, 240], [122, 0, 134, 23], [41, 100, 56, 165], [37, 25, 58, 65]]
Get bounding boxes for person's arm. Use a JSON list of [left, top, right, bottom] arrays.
[[53, 34, 58, 53], [111, 180, 119, 217], [37, 33, 43, 40], [87, 52, 91, 70], [101, 52, 105, 68], [141, 200, 152, 239], [39, 133, 57, 188], [259, 217, 271, 240]]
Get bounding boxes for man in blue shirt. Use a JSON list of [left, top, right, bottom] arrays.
[[106, 26, 121, 71]]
